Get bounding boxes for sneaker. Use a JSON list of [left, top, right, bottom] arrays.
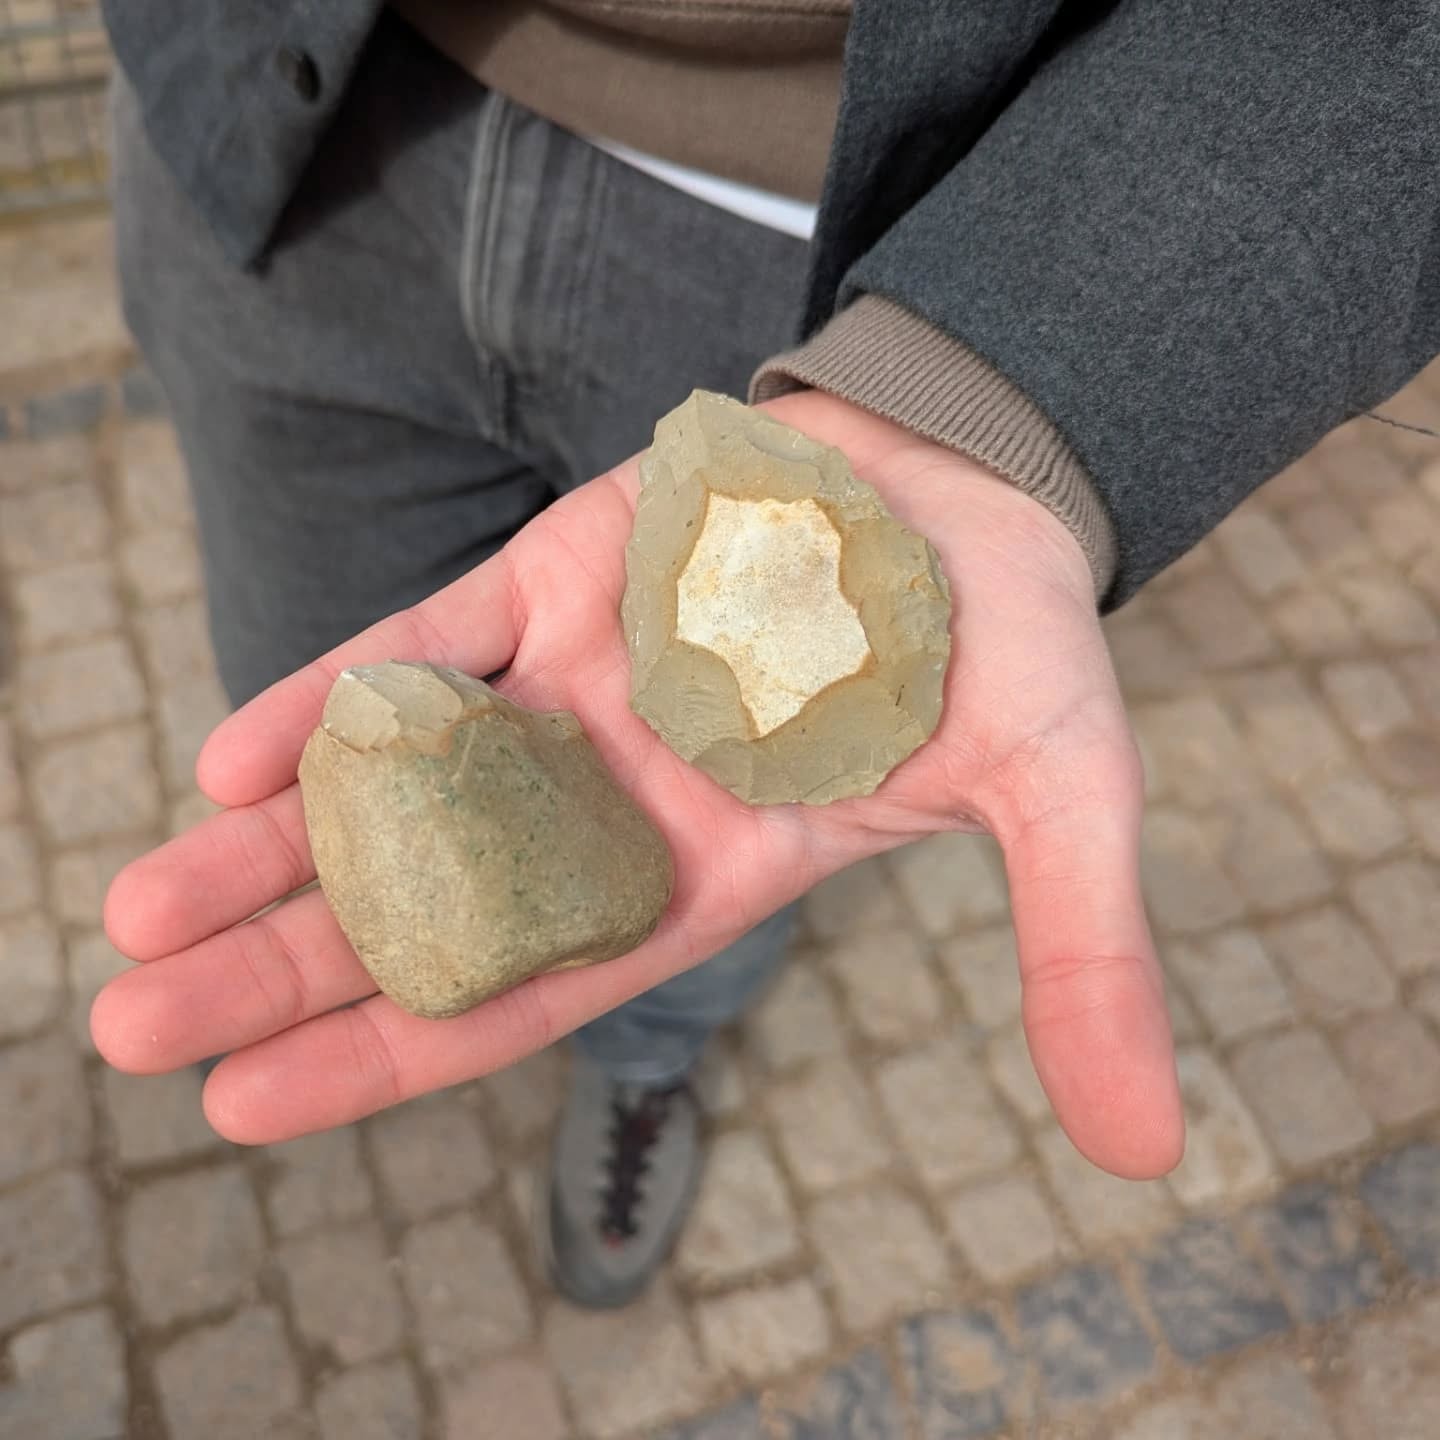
[[541, 1055, 703, 1309]]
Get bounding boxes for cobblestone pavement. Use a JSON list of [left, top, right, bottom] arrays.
[[3, 212, 1440, 1440]]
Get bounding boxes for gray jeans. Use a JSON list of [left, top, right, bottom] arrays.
[[112, 14, 805, 1084]]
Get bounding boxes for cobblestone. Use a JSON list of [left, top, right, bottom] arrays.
[[11, 560, 121, 650], [811, 1185, 950, 1332], [1132, 696, 1257, 807], [944, 1175, 1063, 1283], [823, 926, 944, 1045], [1016, 1264, 1154, 1409], [1141, 808, 1245, 935], [1104, 610, 1197, 695], [118, 527, 202, 604], [887, 832, 1009, 936], [48, 835, 151, 928], [0, 1308, 127, 1440], [875, 1034, 1020, 1189], [674, 1130, 799, 1284], [1141, 1221, 1289, 1362], [1163, 572, 1278, 668], [29, 725, 162, 844], [153, 1307, 305, 1440], [1168, 1048, 1274, 1207], [1250, 1182, 1384, 1324], [15, 637, 147, 738], [0, 1033, 90, 1187], [122, 1165, 265, 1325], [1320, 658, 1418, 740], [1348, 857, 1440, 976], [939, 925, 1021, 1029], [264, 1126, 376, 1237], [1336, 1009, 1440, 1125], [480, 1046, 564, 1144], [1226, 666, 1349, 785], [901, 1308, 1023, 1439], [280, 1220, 405, 1365], [1359, 1144, 1440, 1279], [367, 1093, 497, 1221], [401, 1212, 532, 1372], [118, 420, 193, 530], [543, 1284, 711, 1440], [8, 211, 112, 347], [745, 961, 844, 1070], [774, 1349, 902, 1438], [0, 477, 109, 573], [1165, 929, 1294, 1040], [442, 1357, 567, 1440], [1297, 770, 1410, 862], [0, 1170, 107, 1331], [1232, 1029, 1374, 1167], [1217, 797, 1334, 914], [696, 1280, 830, 1382], [0, 434, 93, 495], [65, 930, 134, 1049], [765, 1056, 893, 1193], [0, 914, 63, 1039], [135, 596, 214, 685], [1263, 906, 1397, 1021], [1336, 568, 1439, 648], [0, 823, 41, 917], [0, 720, 17, 820], [154, 668, 230, 790], [22, 384, 105, 439], [1037, 1128, 1177, 1244], [101, 1064, 220, 1165], [801, 856, 906, 939], [317, 1360, 424, 1440], [985, 1024, 1051, 1124], [1335, 1293, 1440, 1440], [1271, 587, 1363, 658]]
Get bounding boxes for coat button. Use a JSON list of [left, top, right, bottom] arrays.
[[274, 47, 322, 102]]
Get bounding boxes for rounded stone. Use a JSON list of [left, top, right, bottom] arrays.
[[299, 663, 673, 1018]]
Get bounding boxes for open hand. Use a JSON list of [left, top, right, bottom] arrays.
[[93, 390, 1183, 1178]]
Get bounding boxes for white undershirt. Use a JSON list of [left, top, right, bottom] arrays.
[[587, 137, 820, 242]]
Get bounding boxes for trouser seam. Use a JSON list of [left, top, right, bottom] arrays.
[[459, 90, 518, 451]]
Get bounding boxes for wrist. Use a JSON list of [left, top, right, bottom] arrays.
[[758, 388, 1097, 608]]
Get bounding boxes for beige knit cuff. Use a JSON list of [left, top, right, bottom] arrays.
[[750, 294, 1118, 602]]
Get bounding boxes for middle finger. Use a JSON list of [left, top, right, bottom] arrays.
[[105, 785, 315, 961], [92, 886, 373, 1072]]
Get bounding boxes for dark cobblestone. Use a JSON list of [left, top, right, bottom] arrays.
[[1251, 1183, 1384, 1323], [1142, 1221, 1290, 1363], [1359, 1143, 1440, 1279], [780, 1349, 903, 1439], [24, 386, 106, 439], [1017, 1265, 1154, 1409], [902, 1309, 1020, 1439]]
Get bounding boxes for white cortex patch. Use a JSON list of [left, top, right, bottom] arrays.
[[675, 493, 872, 736]]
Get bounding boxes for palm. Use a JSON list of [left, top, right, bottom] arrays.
[[95, 393, 1182, 1180]]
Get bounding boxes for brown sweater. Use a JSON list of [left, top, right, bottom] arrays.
[[388, 0, 1116, 595], [392, 0, 847, 200]]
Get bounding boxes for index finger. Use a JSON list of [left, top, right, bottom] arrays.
[[197, 549, 520, 809]]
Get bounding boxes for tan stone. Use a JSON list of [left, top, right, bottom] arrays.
[[623, 391, 951, 804], [299, 663, 672, 1018]]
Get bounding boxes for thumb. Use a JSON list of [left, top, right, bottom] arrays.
[[997, 736, 1184, 1180]]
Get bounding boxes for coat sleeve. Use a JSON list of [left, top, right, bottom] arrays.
[[766, 1, 1440, 608]]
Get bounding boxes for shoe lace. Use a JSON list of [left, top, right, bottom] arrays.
[[597, 1084, 683, 1244]]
